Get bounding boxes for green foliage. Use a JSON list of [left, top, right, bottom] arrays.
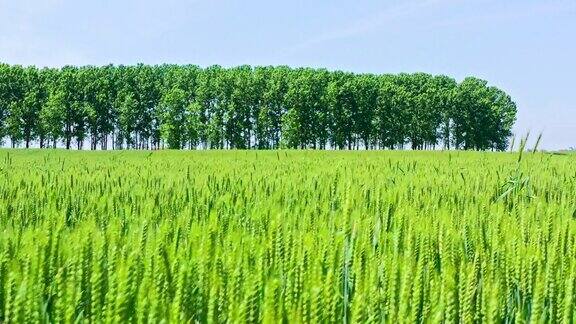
[[0, 150, 574, 322], [160, 87, 188, 149], [40, 90, 66, 148], [0, 64, 516, 151], [452, 77, 517, 150]]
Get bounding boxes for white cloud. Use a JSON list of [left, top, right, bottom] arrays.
[[283, 0, 459, 55], [432, 0, 576, 28]]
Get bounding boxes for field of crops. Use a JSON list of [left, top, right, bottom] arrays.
[[0, 149, 575, 323]]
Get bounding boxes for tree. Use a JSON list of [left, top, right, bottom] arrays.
[[0, 64, 11, 144], [259, 66, 289, 149], [18, 72, 45, 148], [80, 66, 116, 150], [117, 89, 138, 149], [37, 68, 60, 148], [487, 86, 516, 150], [40, 90, 66, 148], [326, 72, 354, 149], [373, 77, 408, 149], [134, 64, 162, 149], [196, 65, 225, 149], [431, 75, 458, 149], [0, 63, 517, 152], [280, 107, 300, 149], [397, 73, 440, 150], [452, 77, 517, 150], [3, 65, 25, 147], [160, 87, 188, 149], [353, 75, 378, 149], [53, 66, 85, 149], [185, 102, 203, 149], [284, 68, 326, 148]]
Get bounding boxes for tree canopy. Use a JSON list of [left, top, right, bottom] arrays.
[[0, 64, 517, 150]]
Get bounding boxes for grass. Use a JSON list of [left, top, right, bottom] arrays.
[[0, 149, 575, 322]]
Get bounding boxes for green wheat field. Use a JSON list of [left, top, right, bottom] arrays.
[[0, 150, 575, 323]]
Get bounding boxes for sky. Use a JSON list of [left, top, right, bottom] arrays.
[[1, 0, 574, 150]]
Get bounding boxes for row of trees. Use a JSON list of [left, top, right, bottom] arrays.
[[0, 64, 517, 150]]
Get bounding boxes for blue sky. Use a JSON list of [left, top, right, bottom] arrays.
[[1, 0, 574, 149]]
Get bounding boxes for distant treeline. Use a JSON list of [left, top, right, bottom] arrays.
[[0, 64, 516, 150]]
